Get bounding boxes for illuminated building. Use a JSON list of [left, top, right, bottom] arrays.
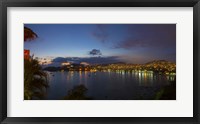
[[80, 62, 90, 66], [37, 57, 53, 65], [61, 62, 71, 66], [24, 49, 30, 60]]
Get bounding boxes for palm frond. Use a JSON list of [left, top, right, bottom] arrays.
[[24, 26, 38, 42], [24, 58, 49, 100]]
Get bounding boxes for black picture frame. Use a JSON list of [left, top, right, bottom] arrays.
[[0, 0, 199, 124]]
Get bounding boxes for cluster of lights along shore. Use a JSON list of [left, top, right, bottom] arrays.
[[47, 60, 176, 76], [93, 60, 176, 75]]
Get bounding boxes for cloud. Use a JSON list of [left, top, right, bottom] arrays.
[[52, 56, 123, 65], [114, 38, 149, 49], [91, 24, 109, 43], [89, 49, 102, 56], [114, 24, 176, 49]]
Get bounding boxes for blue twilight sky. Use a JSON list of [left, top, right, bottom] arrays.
[[24, 24, 176, 64]]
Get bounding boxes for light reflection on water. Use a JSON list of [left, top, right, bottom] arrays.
[[46, 71, 175, 100]]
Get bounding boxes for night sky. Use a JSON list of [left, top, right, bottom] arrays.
[[24, 24, 176, 64]]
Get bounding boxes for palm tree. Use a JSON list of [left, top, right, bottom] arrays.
[[24, 57, 49, 100]]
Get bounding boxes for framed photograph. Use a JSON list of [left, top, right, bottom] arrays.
[[1, 0, 199, 124]]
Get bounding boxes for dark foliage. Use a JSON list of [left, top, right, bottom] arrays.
[[64, 85, 92, 100]]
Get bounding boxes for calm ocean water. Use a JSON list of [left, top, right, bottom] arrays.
[[45, 71, 175, 100]]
